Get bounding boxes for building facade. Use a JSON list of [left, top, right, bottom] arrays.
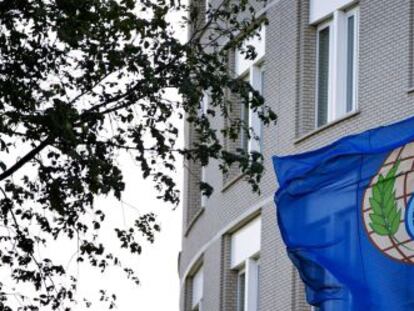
[[179, 0, 414, 310]]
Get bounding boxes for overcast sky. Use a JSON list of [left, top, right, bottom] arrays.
[[39, 7, 185, 311], [74, 148, 184, 311], [71, 9, 187, 310], [72, 7, 187, 310], [80, 7, 186, 310], [0, 5, 187, 311]]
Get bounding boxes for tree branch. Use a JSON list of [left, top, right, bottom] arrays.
[[0, 139, 50, 181]]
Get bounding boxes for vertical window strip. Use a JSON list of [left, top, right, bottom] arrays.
[[236, 258, 260, 311], [237, 271, 246, 311], [317, 26, 330, 127], [315, 6, 359, 129], [233, 25, 265, 154], [346, 15, 355, 112], [259, 66, 265, 152], [191, 266, 204, 310], [241, 103, 250, 152], [248, 64, 264, 154], [200, 93, 208, 207], [241, 74, 250, 153], [259, 66, 265, 95], [256, 261, 260, 310]]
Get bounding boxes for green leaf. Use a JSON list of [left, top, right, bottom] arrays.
[[369, 197, 382, 215], [383, 179, 394, 194], [383, 191, 395, 214], [372, 184, 382, 203], [370, 222, 389, 236], [390, 209, 402, 235], [387, 161, 400, 178], [377, 175, 385, 191], [369, 161, 401, 237], [369, 214, 386, 226]]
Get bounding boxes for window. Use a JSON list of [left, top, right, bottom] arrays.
[[237, 270, 246, 311], [315, 6, 359, 127], [235, 258, 260, 311], [234, 26, 265, 154], [240, 63, 264, 154], [345, 8, 358, 113], [200, 165, 207, 207], [316, 22, 331, 127], [191, 266, 203, 311], [249, 63, 264, 153], [200, 94, 208, 207], [231, 217, 261, 311], [240, 74, 251, 153]]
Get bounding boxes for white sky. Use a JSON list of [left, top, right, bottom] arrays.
[[74, 148, 184, 311], [0, 5, 187, 311], [76, 7, 187, 311], [71, 7, 187, 310]]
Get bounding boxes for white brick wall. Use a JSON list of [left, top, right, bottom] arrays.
[[181, 1, 414, 310]]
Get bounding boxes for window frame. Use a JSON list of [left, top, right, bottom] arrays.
[[191, 266, 204, 311], [240, 73, 251, 153], [314, 5, 359, 129], [233, 25, 265, 155], [237, 269, 246, 311], [239, 61, 265, 154], [344, 6, 359, 114], [230, 217, 261, 311], [249, 62, 265, 154], [200, 164, 207, 207], [235, 257, 260, 311], [315, 19, 334, 127], [200, 93, 209, 207]]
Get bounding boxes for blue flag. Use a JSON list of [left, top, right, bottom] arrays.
[[273, 116, 414, 311]]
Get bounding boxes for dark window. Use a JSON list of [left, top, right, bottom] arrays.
[[346, 15, 355, 112], [237, 271, 246, 311], [317, 26, 330, 127]]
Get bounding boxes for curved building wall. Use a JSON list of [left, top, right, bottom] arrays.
[[180, 0, 414, 310]]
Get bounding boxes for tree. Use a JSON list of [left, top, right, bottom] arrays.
[[0, 0, 275, 309]]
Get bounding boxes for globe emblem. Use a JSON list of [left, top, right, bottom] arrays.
[[362, 142, 414, 263]]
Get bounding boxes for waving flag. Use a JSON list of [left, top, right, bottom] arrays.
[[273, 116, 414, 311]]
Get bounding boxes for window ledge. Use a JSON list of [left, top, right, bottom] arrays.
[[222, 173, 246, 192], [407, 86, 414, 94], [295, 110, 360, 144], [184, 207, 205, 237]]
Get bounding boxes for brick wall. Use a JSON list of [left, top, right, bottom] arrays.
[[219, 234, 238, 311], [181, 0, 414, 310]]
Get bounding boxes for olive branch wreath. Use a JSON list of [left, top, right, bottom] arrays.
[[369, 160, 414, 251]]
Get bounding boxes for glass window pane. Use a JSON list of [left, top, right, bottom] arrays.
[[241, 74, 250, 152], [241, 104, 249, 152], [259, 67, 265, 95], [346, 15, 355, 112], [317, 26, 330, 127], [237, 272, 246, 311], [256, 262, 260, 310]]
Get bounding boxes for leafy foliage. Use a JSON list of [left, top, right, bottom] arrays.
[[0, 0, 275, 310], [369, 161, 401, 236]]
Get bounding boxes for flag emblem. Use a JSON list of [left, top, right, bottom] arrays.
[[363, 141, 414, 263], [274, 116, 414, 310]]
